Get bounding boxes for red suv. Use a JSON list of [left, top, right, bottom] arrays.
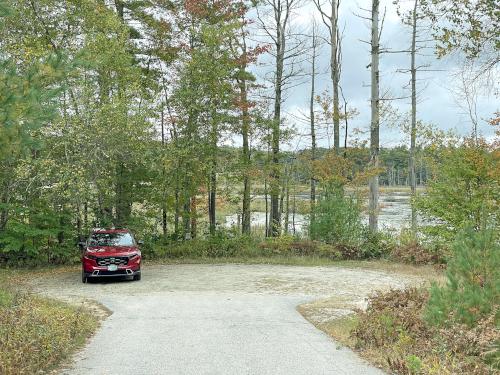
[[81, 228, 142, 283]]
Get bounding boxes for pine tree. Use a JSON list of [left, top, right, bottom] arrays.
[[426, 227, 499, 327]]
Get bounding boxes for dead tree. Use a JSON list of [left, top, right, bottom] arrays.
[[256, 0, 305, 236], [313, 0, 341, 154], [368, 0, 380, 232]]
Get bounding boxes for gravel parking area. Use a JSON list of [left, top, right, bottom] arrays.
[[30, 264, 424, 375]]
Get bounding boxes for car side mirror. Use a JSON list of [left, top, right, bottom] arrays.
[[137, 240, 144, 246]]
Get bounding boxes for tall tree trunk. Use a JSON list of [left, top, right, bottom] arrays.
[[191, 196, 197, 239], [161, 110, 167, 239], [208, 119, 217, 236], [369, 0, 380, 233], [239, 53, 251, 235], [264, 177, 269, 237], [330, 1, 341, 153], [284, 164, 290, 234], [270, 6, 286, 237], [409, 0, 418, 231], [314, 0, 341, 153], [310, 25, 318, 228], [182, 186, 191, 240]]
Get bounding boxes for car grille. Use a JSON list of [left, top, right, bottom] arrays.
[[96, 256, 129, 266]]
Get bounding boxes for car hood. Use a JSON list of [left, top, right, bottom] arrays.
[[86, 246, 139, 256]]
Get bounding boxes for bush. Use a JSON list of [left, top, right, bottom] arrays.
[[309, 185, 365, 247], [353, 288, 430, 349], [391, 242, 442, 265], [150, 232, 262, 259], [359, 229, 394, 259], [258, 236, 342, 259], [352, 287, 498, 374], [416, 138, 499, 241], [425, 227, 500, 327]]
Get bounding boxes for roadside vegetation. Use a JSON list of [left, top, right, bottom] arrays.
[[0, 274, 98, 375]]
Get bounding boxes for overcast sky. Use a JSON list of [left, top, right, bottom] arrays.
[[245, 0, 499, 151]]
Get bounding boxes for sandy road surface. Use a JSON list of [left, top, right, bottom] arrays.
[[30, 264, 424, 375]]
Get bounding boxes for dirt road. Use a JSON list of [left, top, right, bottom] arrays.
[[31, 264, 424, 375]]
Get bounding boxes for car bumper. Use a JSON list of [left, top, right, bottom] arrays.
[[84, 268, 141, 278]]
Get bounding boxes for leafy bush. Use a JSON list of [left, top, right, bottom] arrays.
[[258, 236, 342, 259], [309, 185, 365, 247], [308, 185, 394, 259], [359, 229, 395, 259], [0, 204, 77, 266], [150, 232, 261, 259], [425, 227, 499, 327], [416, 138, 499, 241]]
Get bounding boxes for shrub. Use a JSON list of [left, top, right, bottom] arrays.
[[352, 287, 498, 374], [416, 138, 499, 241], [352, 288, 430, 349], [0, 287, 98, 375], [359, 229, 395, 259], [150, 232, 262, 259], [391, 242, 442, 265], [425, 227, 500, 327], [309, 185, 365, 247], [258, 236, 342, 259]]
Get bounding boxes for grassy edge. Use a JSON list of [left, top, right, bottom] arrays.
[[298, 309, 390, 372], [0, 272, 106, 375]]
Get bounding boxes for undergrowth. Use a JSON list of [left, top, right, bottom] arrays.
[[0, 280, 98, 374], [352, 287, 499, 374]]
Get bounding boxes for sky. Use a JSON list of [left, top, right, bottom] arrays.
[[245, 0, 499, 151]]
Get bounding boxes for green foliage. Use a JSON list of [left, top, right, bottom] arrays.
[[309, 185, 365, 247], [425, 227, 500, 327], [416, 138, 499, 241], [309, 185, 393, 259], [150, 231, 260, 259], [420, 0, 499, 58]]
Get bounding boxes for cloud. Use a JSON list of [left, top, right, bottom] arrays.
[[249, 0, 499, 150]]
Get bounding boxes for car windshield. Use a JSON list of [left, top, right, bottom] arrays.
[[89, 232, 135, 247]]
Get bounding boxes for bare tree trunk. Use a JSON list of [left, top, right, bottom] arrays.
[[284, 163, 290, 234], [314, 0, 340, 153], [341, 87, 349, 157], [174, 179, 180, 236], [161, 110, 167, 239], [240, 80, 251, 235], [265, 177, 269, 237], [409, 0, 418, 231], [270, 12, 285, 237], [310, 24, 318, 228], [208, 118, 217, 236], [183, 194, 191, 240], [191, 196, 197, 239], [368, 0, 380, 233]]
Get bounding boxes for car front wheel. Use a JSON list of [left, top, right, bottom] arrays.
[[81, 270, 87, 283]]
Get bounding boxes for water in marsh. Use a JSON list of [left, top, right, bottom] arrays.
[[224, 190, 414, 235]]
